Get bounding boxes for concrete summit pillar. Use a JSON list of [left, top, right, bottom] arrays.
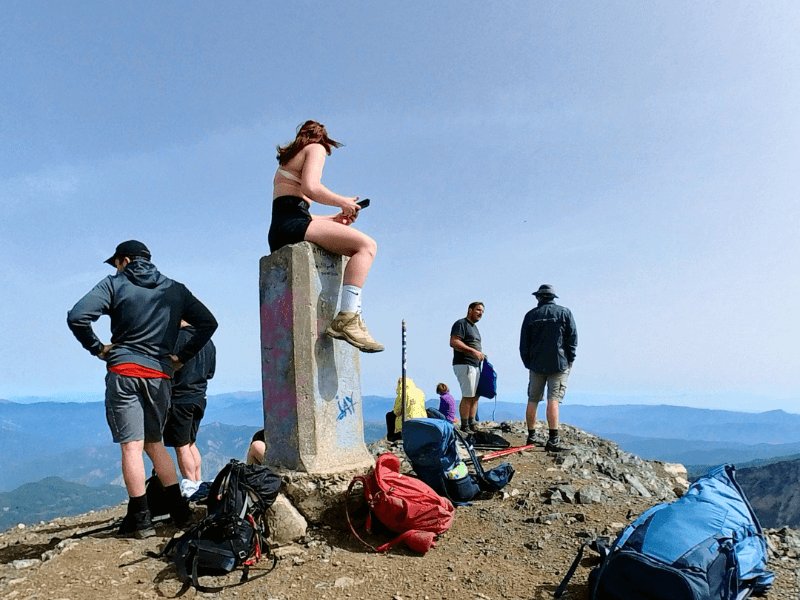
[[259, 242, 374, 474]]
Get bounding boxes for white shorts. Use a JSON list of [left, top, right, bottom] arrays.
[[453, 364, 479, 398]]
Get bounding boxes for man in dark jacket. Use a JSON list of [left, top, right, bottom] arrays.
[[519, 284, 577, 452], [67, 240, 218, 538], [163, 321, 216, 483]]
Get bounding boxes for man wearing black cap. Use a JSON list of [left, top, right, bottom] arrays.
[[67, 240, 218, 538], [519, 284, 577, 452]]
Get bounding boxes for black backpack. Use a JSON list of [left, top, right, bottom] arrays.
[[166, 460, 282, 592]]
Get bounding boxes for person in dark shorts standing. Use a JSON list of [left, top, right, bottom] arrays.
[[269, 120, 383, 353], [450, 302, 485, 434], [519, 284, 577, 452], [163, 321, 216, 483], [67, 240, 218, 538]]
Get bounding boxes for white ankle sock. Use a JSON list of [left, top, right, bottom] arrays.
[[340, 285, 362, 314]]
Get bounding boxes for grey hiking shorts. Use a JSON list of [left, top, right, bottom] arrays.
[[105, 371, 171, 444]]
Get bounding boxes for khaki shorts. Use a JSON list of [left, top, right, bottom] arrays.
[[453, 364, 479, 397], [527, 367, 571, 404]]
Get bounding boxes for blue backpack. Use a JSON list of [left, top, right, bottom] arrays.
[[476, 359, 497, 399], [572, 464, 773, 600], [402, 418, 514, 505]]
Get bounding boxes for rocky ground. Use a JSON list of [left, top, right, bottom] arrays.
[[1, 423, 799, 600]]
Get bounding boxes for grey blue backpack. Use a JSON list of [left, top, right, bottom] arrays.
[[557, 464, 773, 600], [402, 417, 514, 505]]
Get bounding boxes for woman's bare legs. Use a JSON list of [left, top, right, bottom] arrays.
[[304, 220, 377, 287], [305, 219, 378, 287], [304, 220, 383, 352]]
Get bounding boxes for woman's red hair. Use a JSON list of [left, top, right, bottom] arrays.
[[276, 120, 343, 165]]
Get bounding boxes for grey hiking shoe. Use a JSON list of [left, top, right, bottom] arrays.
[[118, 510, 156, 539], [545, 438, 571, 453], [326, 311, 384, 353], [526, 434, 545, 447]]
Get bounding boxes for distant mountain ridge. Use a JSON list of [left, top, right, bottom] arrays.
[[5, 396, 800, 478], [4, 393, 800, 525], [565, 404, 800, 444], [4, 393, 800, 532], [597, 433, 800, 474], [0, 477, 127, 532], [736, 458, 800, 528]]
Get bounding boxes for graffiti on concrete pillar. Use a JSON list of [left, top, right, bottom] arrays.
[[337, 396, 356, 420]]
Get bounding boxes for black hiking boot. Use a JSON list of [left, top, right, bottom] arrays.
[[545, 438, 571, 453], [170, 498, 193, 528], [118, 510, 156, 539]]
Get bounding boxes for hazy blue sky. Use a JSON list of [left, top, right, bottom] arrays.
[[2, 1, 799, 411]]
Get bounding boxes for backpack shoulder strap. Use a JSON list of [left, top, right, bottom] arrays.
[[554, 543, 586, 598], [146, 532, 181, 559], [345, 475, 379, 552], [454, 427, 488, 480], [554, 538, 614, 600], [221, 462, 244, 517], [588, 537, 620, 599], [191, 548, 222, 594], [206, 461, 234, 509]]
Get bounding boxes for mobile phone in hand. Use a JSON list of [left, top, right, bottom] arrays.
[[357, 199, 370, 209]]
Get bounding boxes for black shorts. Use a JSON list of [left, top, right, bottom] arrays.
[[163, 399, 206, 447], [268, 195, 312, 253]]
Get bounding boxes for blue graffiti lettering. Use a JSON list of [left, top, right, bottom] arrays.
[[337, 396, 356, 420]]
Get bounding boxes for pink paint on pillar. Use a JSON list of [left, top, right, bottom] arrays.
[[260, 287, 295, 421]]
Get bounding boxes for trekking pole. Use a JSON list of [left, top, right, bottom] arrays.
[[401, 320, 407, 424], [480, 444, 535, 462]]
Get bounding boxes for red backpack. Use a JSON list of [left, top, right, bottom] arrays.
[[346, 453, 455, 554]]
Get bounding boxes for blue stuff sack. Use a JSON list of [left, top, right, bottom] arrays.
[[476, 359, 497, 399], [478, 462, 515, 493]]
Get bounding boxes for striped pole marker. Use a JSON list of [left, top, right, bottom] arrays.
[[401, 320, 407, 424]]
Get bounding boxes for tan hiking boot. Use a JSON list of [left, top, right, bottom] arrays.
[[326, 311, 385, 353], [355, 315, 385, 352]]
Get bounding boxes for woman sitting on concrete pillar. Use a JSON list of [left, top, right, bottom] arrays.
[[269, 120, 383, 353]]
